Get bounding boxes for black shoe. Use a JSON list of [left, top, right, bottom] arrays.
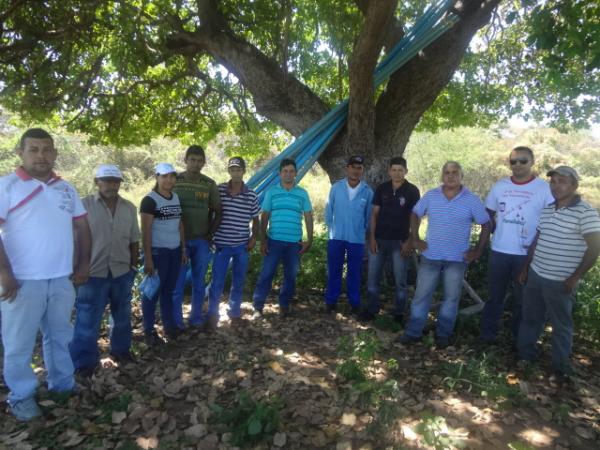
[[165, 328, 180, 341], [204, 314, 219, 333], [325, 304, 336, 314], [359, 311, 376, 322], [435, 337, 451, 349], [145, 330, 165, 346], [279, 306, 290, 318], [397, 334, 421, 345], [550, 371, 573, 388], [392, 314, 404, 324], [110, 352, 135, 364], [350, 307, 361, 317], [75, 366, 96, 379]]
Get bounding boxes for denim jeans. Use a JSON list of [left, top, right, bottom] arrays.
[[172, 238, 213, 327], [208, 243, 250, 319], [405, 256, 467, 339], [366, 239, 408, 315], [518, 269, 574, 374], [325, 239, 364, 308], [142, 247, 181, 334], [480, 250, 527, 342], [1, 277, 75, 404], [70, 270, 135, 370], [253, 238, 301, 310]]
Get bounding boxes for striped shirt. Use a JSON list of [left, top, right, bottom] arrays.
[[413, 186, 489, 262], [213, 182, 260, 247], [531, 197, 600, 281], [262, 183, 312, 243]]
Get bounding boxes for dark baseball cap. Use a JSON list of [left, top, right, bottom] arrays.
[[347, 155, 364, 166], [228, 157, 246, 169]]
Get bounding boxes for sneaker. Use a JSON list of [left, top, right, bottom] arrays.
[[397, 334, 421, 345], [9, 398, 42, 422], [350, 307, 361, 317], [145, 330, 165, 346], [252, 309, 264, 320], [359, 311, 376, 322], [165, 328, 180, 341], [75, 366, 96, 379], [110, 352, 135, 364], [435, 337, 451, 349], [325, 304, 336, 314], [550, 371, 573, 388], [279, 306, 290, 318]]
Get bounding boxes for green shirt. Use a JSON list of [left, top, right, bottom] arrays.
[[175, 172, 221, 240]]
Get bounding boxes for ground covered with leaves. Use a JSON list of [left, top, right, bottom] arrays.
[[1, 293, 600, 450]]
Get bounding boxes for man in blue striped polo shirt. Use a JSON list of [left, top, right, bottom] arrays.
[[399, 161, 490, 348], [252, 158, 313, 317], [207, 157, 260, 328], [517, 166, 600, 383]]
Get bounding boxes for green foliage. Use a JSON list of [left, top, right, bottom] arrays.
[[336, 331, 381, 382], [96, 393, 132, 424], [414, 412, 467, 450], [210, 392, 282, 448], [373, 314, 403, 333], [573, 263, 600, 344], [442, 351, 524, 405]]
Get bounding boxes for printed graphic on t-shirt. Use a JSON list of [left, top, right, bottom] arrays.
[[155, 204, 182, 221]]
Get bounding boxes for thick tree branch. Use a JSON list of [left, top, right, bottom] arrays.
[[345, 0, 397, 156], [166, 2, 328, 136]]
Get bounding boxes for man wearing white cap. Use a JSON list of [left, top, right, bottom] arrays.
[[518, 165, 600, 383], [70, 164, 140, 377]]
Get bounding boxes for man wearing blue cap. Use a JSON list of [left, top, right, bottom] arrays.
[[518, 165, 600, 383], [70, 164, 140, 377]]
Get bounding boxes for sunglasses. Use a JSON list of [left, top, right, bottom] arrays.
[[510, 158, 530, 165]]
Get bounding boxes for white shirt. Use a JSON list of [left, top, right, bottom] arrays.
[[346, 180, 360, 202], [485, 176, 553, 255], [0, 168, 87, 280]]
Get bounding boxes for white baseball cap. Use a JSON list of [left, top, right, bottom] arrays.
[[155, 163, 177, 175], [95, 164, 123, 180]]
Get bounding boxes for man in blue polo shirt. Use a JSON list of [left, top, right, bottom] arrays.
[[399, 161, 490, 348], [324, 155, 373, 315], [252, 158, 313, 317]]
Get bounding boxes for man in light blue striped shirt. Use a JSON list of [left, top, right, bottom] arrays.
[[399, 161, 490, 348]]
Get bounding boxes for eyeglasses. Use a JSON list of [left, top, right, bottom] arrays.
[[510, 159, 530, 165]]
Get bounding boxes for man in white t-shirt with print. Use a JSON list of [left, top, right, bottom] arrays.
[[479, 146, 554, 346], [0, 128, 91, 421]]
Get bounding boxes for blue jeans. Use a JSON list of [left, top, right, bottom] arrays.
[[1, 277, 75, 404], [70, 270, 135, 370], [518, 269, 574, 374], [253, 238, 301, 310], [366, 239, 408, 315], [325, 239, 364, 308], [480, 250, 526, 342], [405, 256, 467, 339], [142, 247, 181, 334], [172, 238, 213, 327], [208, 243, 250, 319]]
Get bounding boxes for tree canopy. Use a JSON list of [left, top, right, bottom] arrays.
[[1, 0, 598, 181]]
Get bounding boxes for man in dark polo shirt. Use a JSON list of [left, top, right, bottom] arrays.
[[362, 156, 420, 322], [172, 145, 222, 331]]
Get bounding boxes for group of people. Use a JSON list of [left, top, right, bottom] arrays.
[[1, 128, 599, 422]]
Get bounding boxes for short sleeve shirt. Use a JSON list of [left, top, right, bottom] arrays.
[[531, 198, 600, 281], [214, 182, 261, 247], [83, 194, 141, 278], [0, 168, 87, 280], [413, 186, 489, 262], [140, 191, 182, 249], [485, 176, 553, 255], [262, 184, 312, 243], [175, 172, 221, 241], [373, 180, 420, 240]]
